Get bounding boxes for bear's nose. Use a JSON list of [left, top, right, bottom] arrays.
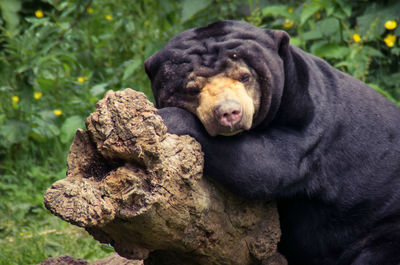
[[214, 100, 243, 128]]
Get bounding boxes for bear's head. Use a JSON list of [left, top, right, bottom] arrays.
[[145, 20, 290, 136]]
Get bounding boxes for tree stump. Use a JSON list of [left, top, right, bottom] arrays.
[[44, 88, 285, 265]]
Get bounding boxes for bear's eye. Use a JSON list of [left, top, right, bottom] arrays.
[[186, 81, 201, 96], [187, 89, 200, 96], [239, 73, 250, 83]]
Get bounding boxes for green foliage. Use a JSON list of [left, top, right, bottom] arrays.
[[0, 0, 21, 37], [0, 0, 399, 263], [182, 0, 213, 23], [251, 0, 400, 103], [0, 0, 247, 161]]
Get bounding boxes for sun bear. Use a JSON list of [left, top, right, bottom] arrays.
[[144, 20, 400, 265]]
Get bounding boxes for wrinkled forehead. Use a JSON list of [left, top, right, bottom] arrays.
[[186, 59, 252, 86], [149, 21, 275, 70]]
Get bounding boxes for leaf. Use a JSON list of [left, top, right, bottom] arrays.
[[364, 46, 384, 58], [122, 60, 141, 80], [36, 77, 55, 91], [356, 12, 384, 38], [334, 61, 350, 68], [300, 3, 322, 26], [289, 37, 303, 47], [302, 30, 323, 41], [312, 42, 349, 59], [90, 83, 108, 97], [319, 18, 340, 37], [394, 26, 400, 36], [0, 0, 21, 37], [0, 120, 30, 147], [336, 0, 352, 17], [391, 47, 400, 56], [144, 41, 165, 59], [324, 1, 335, 17], [30, 116, 60, 142], [262, 5, 295, 19], [181, 0, 212, 23], [60, 115, 84, 144], [160, 1, 175, 14], [368, 83, 399, 106], [39, 110, 56, 122]]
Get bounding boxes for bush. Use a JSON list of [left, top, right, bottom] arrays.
[[249, 0, 400, 103], [0, 0, 247, 163]]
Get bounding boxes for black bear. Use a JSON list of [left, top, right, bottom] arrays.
[[144, 20, 400, 265]]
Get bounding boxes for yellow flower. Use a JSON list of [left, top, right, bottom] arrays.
[[87, 7, 94, 14], [283, 19, 294, 29], [105, 14, 113, 21], [53, 109, 63, 116], [77, 76, 88, 83], [19, 232, 24, 236], [35, 10, 44, 18], [384, 34, 396, 47], [385, 20, 397, 30], [12, 96, 19, 103], [352, 33, 361, 43], [144, 20, 149, 26], [34, 91, 43, 100], [315, 12, 321, 20], [288, 7, 294, 13]]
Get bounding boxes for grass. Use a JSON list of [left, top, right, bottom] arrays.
[[0, 218, 113, 265], [0, 134, 112, 264], [0, 152, 113, 264]]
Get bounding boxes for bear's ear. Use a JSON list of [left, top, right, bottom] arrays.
[[144, 56, 156, 80], [273, 30, 290, 58]]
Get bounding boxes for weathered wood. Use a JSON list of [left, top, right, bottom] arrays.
[[44, 88, 285, 265]]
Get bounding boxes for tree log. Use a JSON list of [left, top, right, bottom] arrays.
[[44, 88, 286, 265]]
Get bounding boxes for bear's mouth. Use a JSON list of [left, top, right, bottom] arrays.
[[201, 117, 252, 137], [218, 129, 244, 136]]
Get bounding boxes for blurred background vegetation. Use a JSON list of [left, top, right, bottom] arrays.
[[0, 0, 399, 263]]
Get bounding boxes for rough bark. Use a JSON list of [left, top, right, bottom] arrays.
[[44, 88, 285, 265]]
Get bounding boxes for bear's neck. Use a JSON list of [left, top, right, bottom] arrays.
[[271, 46, 315, 129]]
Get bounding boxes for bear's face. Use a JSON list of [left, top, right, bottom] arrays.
[[145, 21, 290, 136], [183, 60, 260, 136]]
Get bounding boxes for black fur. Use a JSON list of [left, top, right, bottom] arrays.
[[145, 20, 400, 265]]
